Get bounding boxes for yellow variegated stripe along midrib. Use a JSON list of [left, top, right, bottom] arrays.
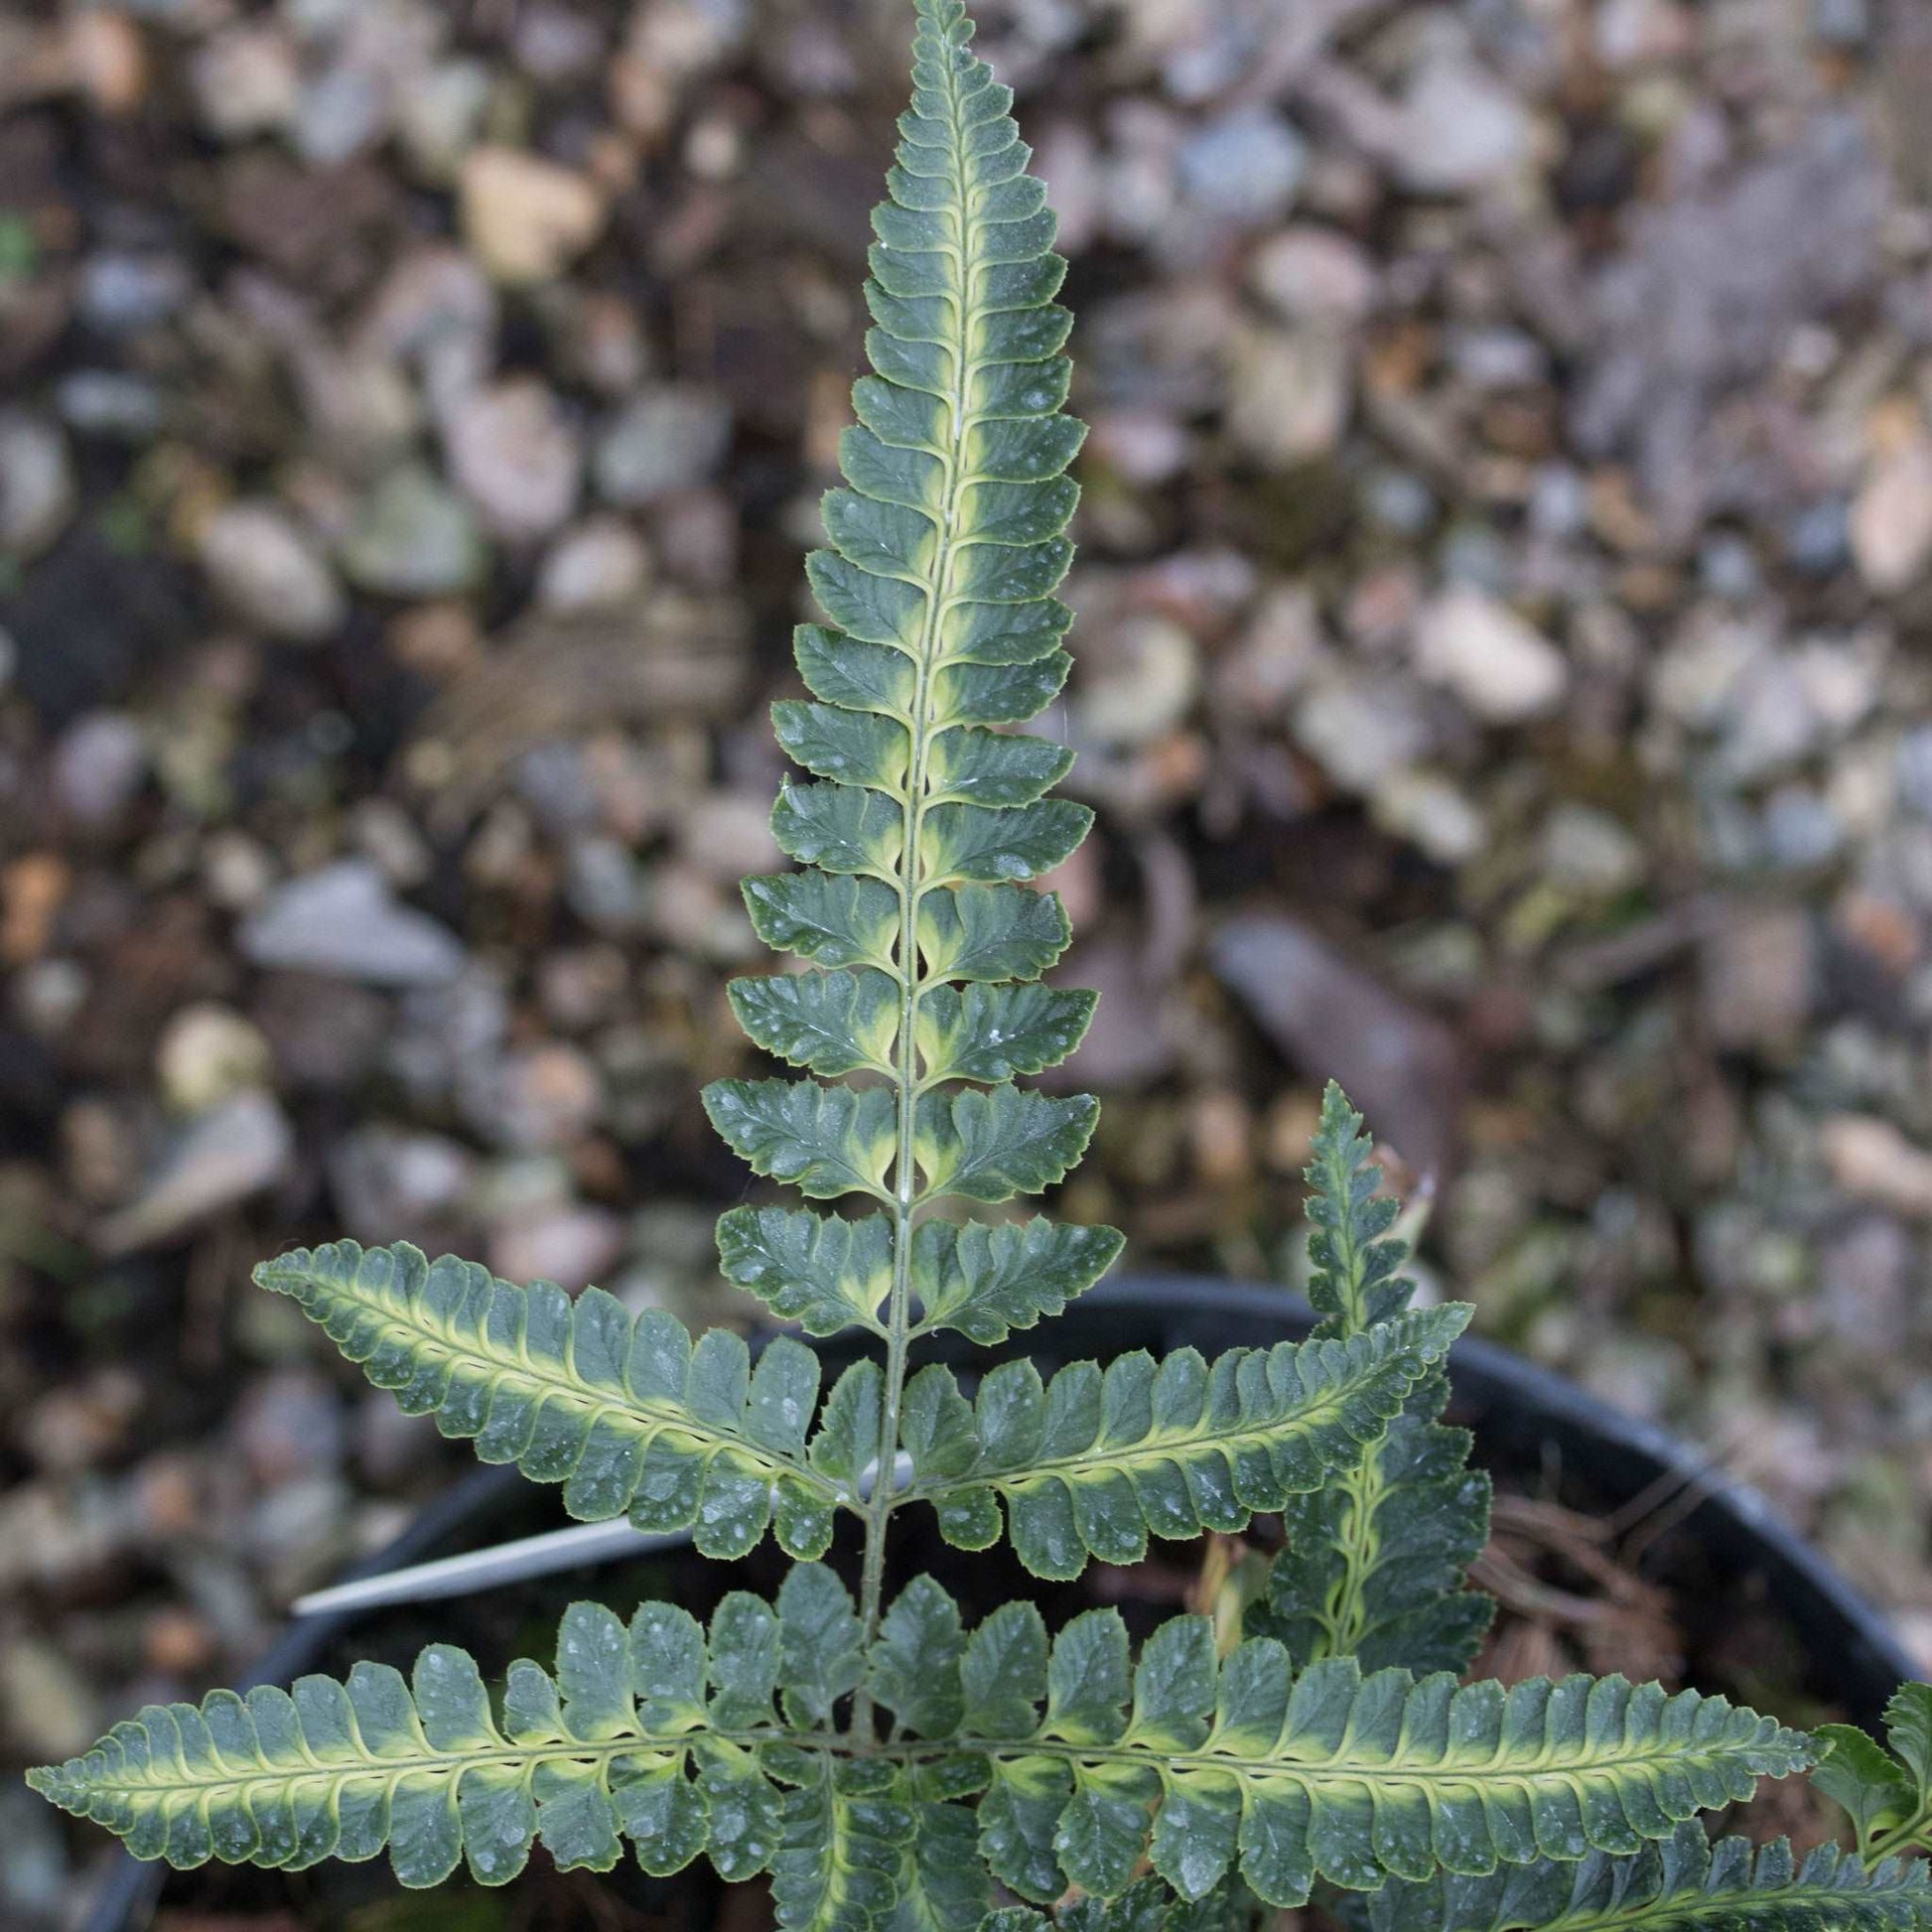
[[1304, 1102, 1399, 1662], [1321, 1447, 1389, 1660], [904, 1366, 1405, 1499], [309, 1273, 836, 1500], [60, 1725, 1779, 1810], [855, 13, 985, 1715]]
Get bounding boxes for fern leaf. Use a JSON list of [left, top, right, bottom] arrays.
[[981, 1875, 1248, 1932], [28, 1597, 793, 1891], [730, 969, 901, 1079], [1250, 1370, 1494, 1675], [1304, 1081, 1414, 1333], [771, 1754, 917, 1932], [914, 1087, 1097, 1203], [778, 1562, 867, 1729], [897, 1798, 992, 1932], [702, 0, 1120, 1359], [718, 1204, 896, 1337], [1250, 1083, 1493, 1671], [705, 1080, 898, 1202], [1363, 1819, 1932, 1930], [870, 1576, 970, 1738], [902, 1308, 1467, 1578], [911, 1215, 1125, 1345], [961, 1614, 1812, 1908], [1816, 1683, 1932, 1857], [253, 1240, 844, 1559]]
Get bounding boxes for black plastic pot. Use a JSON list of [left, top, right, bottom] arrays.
[[84, 1275, 1915, 1932]]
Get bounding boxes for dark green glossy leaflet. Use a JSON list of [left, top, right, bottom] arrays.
[[910, 1215, 1124, 1344], [901, 1307, 1471, 1578], [706, 1079, 898, 1202], [861, 1590, 1812, 1910], [770, 1754, 916, 1932], [253, 1240, 846, 1558], [730, 968, 900, 1079], [914, 1087, 1097, 1203], [717, 1204, 896, 1338], [1251, 1084, 1493, 1673], [1361, 1820, 1932, 1931], [898, 1797, 991, 1932]]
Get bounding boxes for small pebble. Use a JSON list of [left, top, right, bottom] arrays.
[[537, 516, 651, 609], [341, 467, 485, 596], [1851, 438, 1932, 594], [240, 860, 467, 986], [95, 1090, 295, 1254], [460, 145, 608, 285], [1412, 586, 1569, 723], [0, 414, 74, 558], [56, 370, 162, 441], [77, 252, 189, 334], [190, 24, 299, 140], [1541, 803, 1645, 895], [1396, 53, 1531, 194], [1226, 326, 1351, 466], [593, 388, 733, 505], [1821, 1113, 1932, 1220], [445, 378, 583, 541], [156, 1003, 274, 1115], [1248, 225, 1376, 325], [1176, 108, 1306, 226], [53, 712, 146, 825], [199, 500, 345, 641], [1075, 616, 1199, 747]]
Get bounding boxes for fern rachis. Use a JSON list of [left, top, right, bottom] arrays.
[[27, 5, 1931, 1930]]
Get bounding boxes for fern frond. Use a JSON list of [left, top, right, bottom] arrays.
[[1250, 1369, 1493, 1675], [1362, 1819, 1932, 1930], [866, 1594, 1811, 1908], [1817, 1683, 1932, 1859], [34, 1587, 1811, 1915], [702, 0, 1120, 1430], [1250, 1083, 1493, 1672], [35, 11, 1850, 1928], [254, 1240, 846, 1559], [28, 1593, 800, 1891], [1304, 1081, 1415, 1334], [903, 1308, 1469, 1578], [29, 1568, 939, 1930]]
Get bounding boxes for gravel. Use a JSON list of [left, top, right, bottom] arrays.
[[8, 4, 1932, 1909]]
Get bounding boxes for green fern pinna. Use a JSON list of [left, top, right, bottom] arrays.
[[29, 4, 1932, 1926]]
